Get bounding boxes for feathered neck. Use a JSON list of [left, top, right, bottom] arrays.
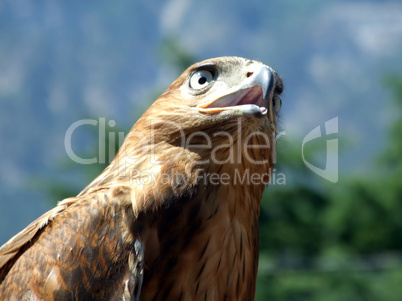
[[80, 113, 275, 212]]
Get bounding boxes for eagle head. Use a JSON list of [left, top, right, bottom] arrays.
[[143, 56, 282, 132], [85, 56, 283, 206]]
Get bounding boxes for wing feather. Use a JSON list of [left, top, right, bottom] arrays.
[[0, 190, 144, 300], [0, 197, 77, 271]]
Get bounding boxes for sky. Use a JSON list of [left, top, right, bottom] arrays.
[[0, 0, 401, 244]]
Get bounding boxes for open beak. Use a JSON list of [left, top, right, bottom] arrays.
[[197, 65, 276, 122]]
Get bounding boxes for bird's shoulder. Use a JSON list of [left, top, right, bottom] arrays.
[[0, 197, 77, 272], [0, 187, 144, 300]]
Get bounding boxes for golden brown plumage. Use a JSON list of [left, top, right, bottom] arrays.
[[0, 56, 283, 300]]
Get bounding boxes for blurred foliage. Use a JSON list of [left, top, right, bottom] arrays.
[[378, 76, 402, 174], [157, 37, 198, 72], [46, 41, 402, 300]]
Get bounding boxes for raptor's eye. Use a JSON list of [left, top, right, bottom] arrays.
[[190, 70, 214, 90]]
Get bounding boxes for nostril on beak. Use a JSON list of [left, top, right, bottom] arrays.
[[246, 72, 254, 78]]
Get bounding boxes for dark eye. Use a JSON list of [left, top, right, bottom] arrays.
[[273, 95, 282, 114], [190, 70, 214, 90]]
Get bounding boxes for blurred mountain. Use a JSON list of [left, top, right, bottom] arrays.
[[0, 0, 401, 245]]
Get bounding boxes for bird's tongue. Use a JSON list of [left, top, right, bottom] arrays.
[[236, 86, 265, 107], [200, 86, 264, 109]]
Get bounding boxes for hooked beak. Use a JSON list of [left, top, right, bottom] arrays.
[[197, 65, 276, 122]]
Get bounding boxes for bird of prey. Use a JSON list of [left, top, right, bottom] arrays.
[[0, 56, 283, 300]]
